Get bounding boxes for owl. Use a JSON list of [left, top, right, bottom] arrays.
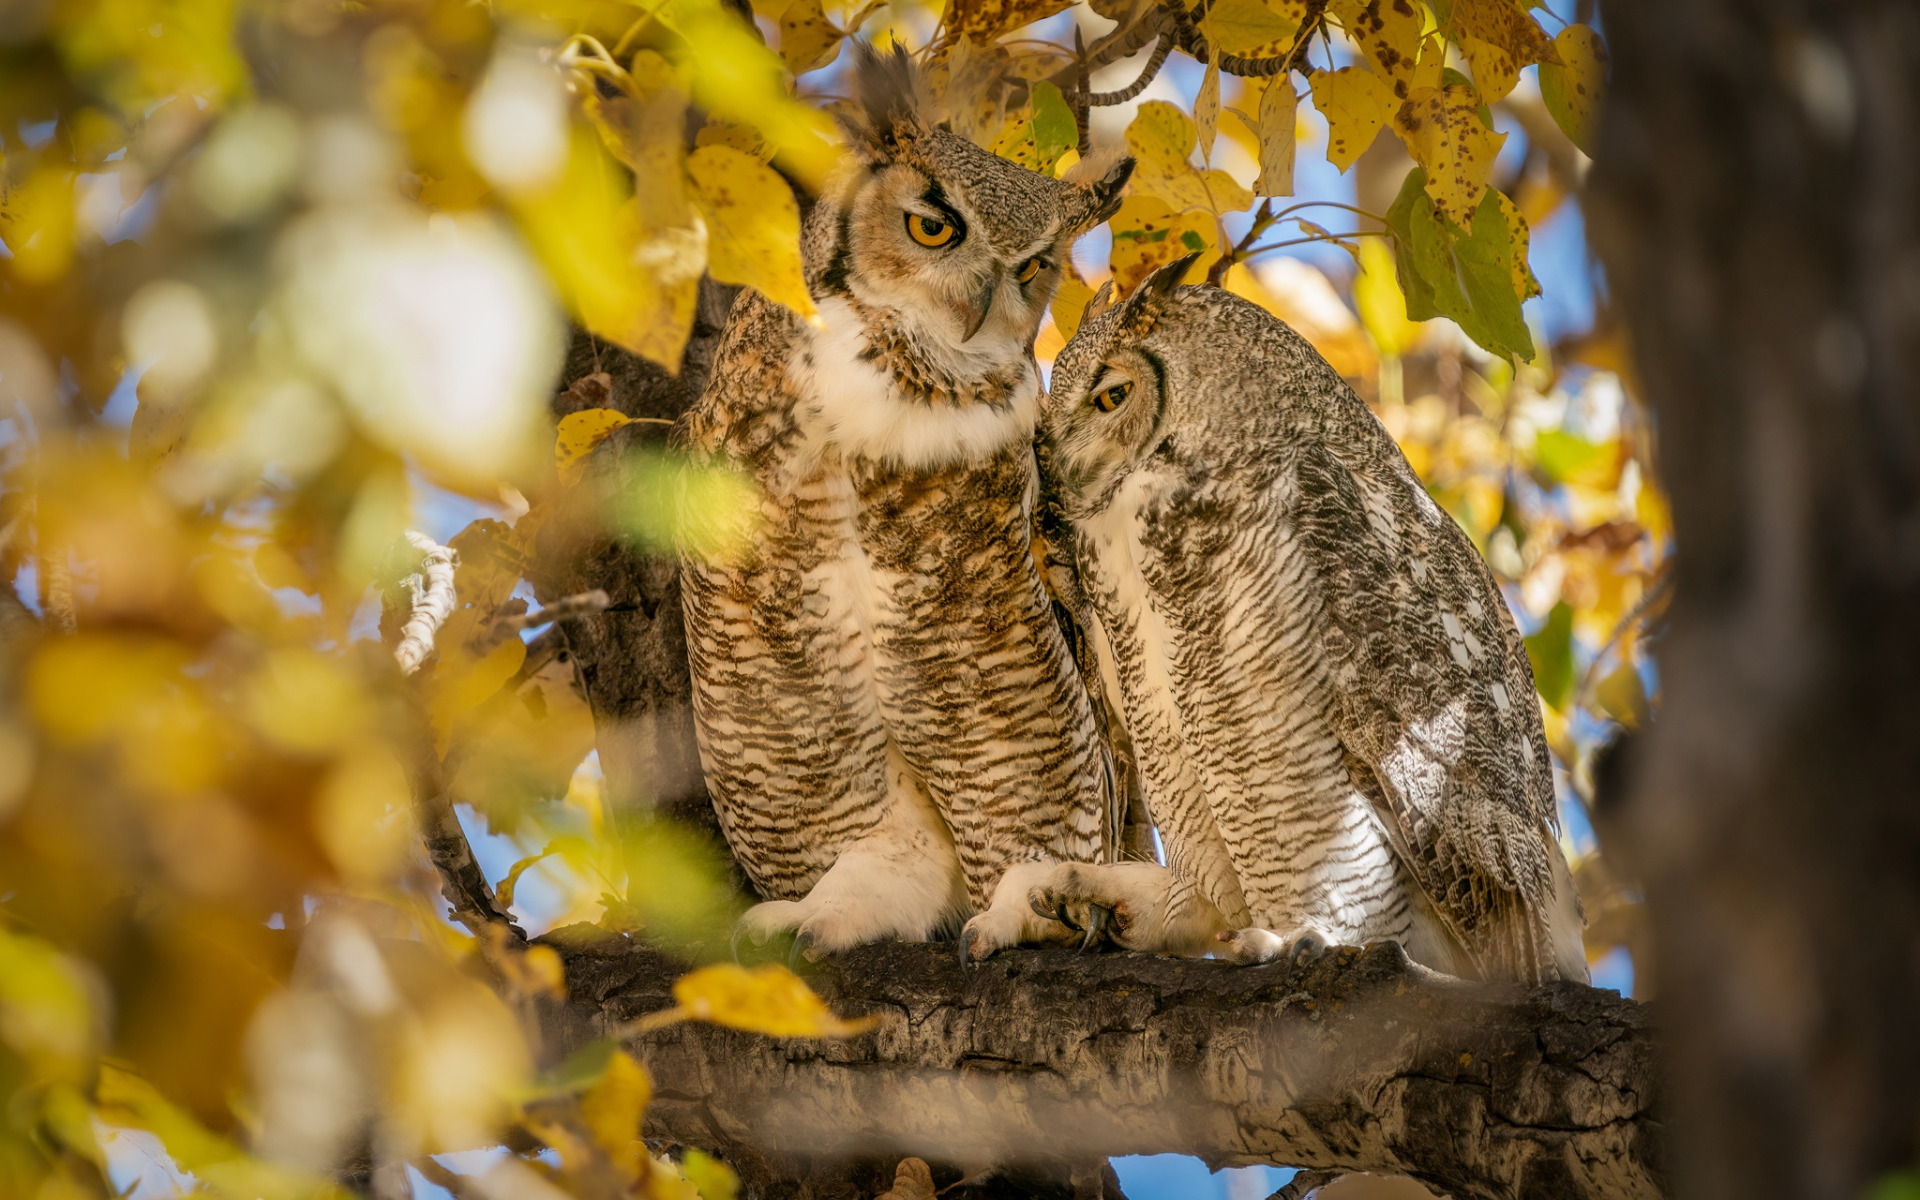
[[675, 45, 1136, 955], [985, 257, 1588, 984]]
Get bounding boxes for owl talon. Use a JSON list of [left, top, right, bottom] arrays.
[[1078, 903, 1111, 951], [788, 930, 816, 968], [1053, 897, 1084, 933]]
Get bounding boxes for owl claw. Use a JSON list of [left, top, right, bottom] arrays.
[[729, 925, 747, 964], [788, 930, 816, 969], [1078, 904, 1111, 952]]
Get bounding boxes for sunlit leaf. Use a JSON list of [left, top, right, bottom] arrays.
[[1310, 67, 1394, 173], [1495, 189, 1542, 301], [1385, 169, 1534, 360], [557, 407, 635, 486], [1251, 81, 1298, 197], [1540, 24, 1608, 156], [0, 165, 78, 284], [578, 1049, 651, 1178], [1124, 104, 1253, 214], [1108, 195, 1218, 294], [1449, 0, 1556, 104], [942, 0, 1075, 45], [1330, 0, 1424, 101], [1194, 60, 1221, 165], [989, 83, 1077, 177], [1205, 0, 1299, 57], [779, 0, 845, 75], [1353, 237, 1424, 358], [1392, 82, 1505, 226], [670, 964, 878, 1037], [1050, 270, 1098, 343], [688, 145, 817, 322], [1596, 659, 1646, 728]]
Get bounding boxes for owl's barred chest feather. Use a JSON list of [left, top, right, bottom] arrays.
[[680, 289, 1109, 910]]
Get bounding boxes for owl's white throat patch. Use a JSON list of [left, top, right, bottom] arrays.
[[792, 296, 1040, 472]]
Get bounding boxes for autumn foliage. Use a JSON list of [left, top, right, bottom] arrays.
[[0, 0, 1654, 1195]]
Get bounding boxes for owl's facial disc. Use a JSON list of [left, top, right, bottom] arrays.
[[1042, 342, 1167, 516], [842, 161, 1064, 356]]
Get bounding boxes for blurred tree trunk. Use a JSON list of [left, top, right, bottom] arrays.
[[1588, 3, 1920, 1199]]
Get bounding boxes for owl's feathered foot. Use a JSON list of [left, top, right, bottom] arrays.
[[958, 861, 1091, 965], [1019, 862, 1230, 957], [1214, 925, 1335, 967]]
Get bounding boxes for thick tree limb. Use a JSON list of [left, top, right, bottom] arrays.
[[546, 936, 1663, 1200]]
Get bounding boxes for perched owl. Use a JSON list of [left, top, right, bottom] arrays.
[[990, 258, 1588, 984], [675, 46, 1135, 954]]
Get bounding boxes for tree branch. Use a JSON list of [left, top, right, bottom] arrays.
[[547, 937, 1664, 1200]]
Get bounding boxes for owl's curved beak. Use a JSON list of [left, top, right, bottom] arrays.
[[960, 274, 998, 342]]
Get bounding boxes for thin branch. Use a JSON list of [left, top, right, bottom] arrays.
[[1087, 36, 1171, 106], [394, 531, 457, 676], [480, 589, 610, 652], [1266, 1170, 1340, 1200], [1210, 198, 1280, 283], [38, 542, 75, 635]]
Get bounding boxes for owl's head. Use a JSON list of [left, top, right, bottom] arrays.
[[814, 45, 1134, 364], [1043, 254, 1285, 517]]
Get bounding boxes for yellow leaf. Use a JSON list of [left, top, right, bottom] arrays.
[[429, 631, 527, 755], [1204, 0, 1299, 56], [1353, 236, 1423, 358], [514, 127, 701, 369], [579, 1050, 651, 1178], [1393, 83, 1506, 226], [687, 144, 817, 322], [1252, 81, 1298, 197], [1050, 270, 1097, 343], [1330, 0, 1424, 101], [779, 0, 844, 74], [681, 1148, 740, 1200], [556, 407, 634, 485], [1458, 35, 1518, 104], [670, 964, 877, 1037], [1450, 0, 1558, 85], [0, 164, 77, 284], [1125, 101, 1196, 176], [1311, 66, 1395, 173], [1195, 58, 1220, 166], [1595, 659, 1646, 728], [1495, 189, 1542, 301], [1108, 195, 1218, 293], [1539, 24, 1608, 156], [942, 0, 1075, 44], [495, 848, 556, 911]]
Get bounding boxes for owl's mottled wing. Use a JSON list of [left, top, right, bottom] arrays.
[[1293, 387, 1562, 982], [1035, 437, 1150, 863], [676, 296, 894, 901]]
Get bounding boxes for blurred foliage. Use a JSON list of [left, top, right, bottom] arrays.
[[0, 0, 1655, 1195]]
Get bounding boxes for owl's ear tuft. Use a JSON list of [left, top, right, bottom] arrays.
[[1082, 279, 1115, 325], [842, 42, 925, 160], [1118, 253, 1199, 336], [1062, 148, 1135, 233]]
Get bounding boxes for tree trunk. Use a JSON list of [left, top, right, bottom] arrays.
[[544, 934, 1662, 1200], [1587, 2, 1920, 1198]]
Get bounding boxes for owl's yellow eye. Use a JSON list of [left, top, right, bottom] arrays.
[[906, 213, 958, 248], [1093, 381, 1132, 413], [1017, 258, 1044, 284]]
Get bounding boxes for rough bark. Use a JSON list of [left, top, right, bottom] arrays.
[[1587, 2, 1920, 1198], [530, 279, 737, 841], [544, 934, 1662, 1200]]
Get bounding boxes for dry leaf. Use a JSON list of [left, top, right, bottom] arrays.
[[1108, 194, 1218, 293], [1195, 58, 1221, 166], [1330, 0, 1424, 101], [942, 0, 1075, 44]]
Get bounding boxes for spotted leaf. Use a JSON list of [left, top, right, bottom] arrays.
[[1310, 66, 1394, 172], [1392, 82, 1506, 226], [1539, 24, 1608, 155]]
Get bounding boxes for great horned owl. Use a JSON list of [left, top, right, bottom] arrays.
[[991, 258, 1588, 984], [676, 46, 1134, 954]]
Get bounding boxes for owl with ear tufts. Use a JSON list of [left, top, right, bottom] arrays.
[[994, 255, 1588, 985], [675, 44, 1136, 955]]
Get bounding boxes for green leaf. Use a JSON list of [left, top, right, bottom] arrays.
[[1384, 168, 1535, 361], [1534, 429, 1610, 486], [1029, 81, 1078, 161], [1525, 601, 1575, 711]]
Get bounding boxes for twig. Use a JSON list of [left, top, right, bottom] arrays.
[[1087, 36, 1172, 106], [407, 712, 529, 950], [480, 589, 610, 651], [38, 542, 75, 634], [394, 531, 458, 676], [1210, 198, 1280, 283]]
